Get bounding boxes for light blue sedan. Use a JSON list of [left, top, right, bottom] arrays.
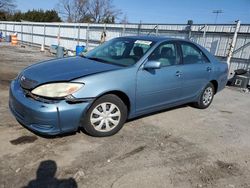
[[9, 36, 228, 137]]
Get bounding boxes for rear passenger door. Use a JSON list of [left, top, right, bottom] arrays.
[[179, 42, 212, 100]]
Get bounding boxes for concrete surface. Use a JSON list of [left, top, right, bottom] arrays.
[[0, 43, 250, 188]]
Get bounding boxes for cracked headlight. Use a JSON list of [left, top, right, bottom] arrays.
[[31, 83, 84, 98]]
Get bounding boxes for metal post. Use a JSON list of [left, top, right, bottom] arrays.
[[31, 24, 33, 45], [227, 20, 241, 76], [5, 23, 7, 37], [122, 23, 126, 36], [188, 26, 192, 40], [156, 24, 159, 36], [43, 24, 46, 46], [186, 20, 193, 40], [203, 24, 207, 46], [58, 24, 61, 46], [86, 23, 90, 50], [203, 25, 207, 38], [137, 21, 142, 36], [73, 24, 76, 44], [21, 23, 23, 43], [77, 23, 80, 45]]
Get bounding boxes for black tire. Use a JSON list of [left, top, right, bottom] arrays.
[[82, 94, 127, 137], [194, 83, 215, 109]]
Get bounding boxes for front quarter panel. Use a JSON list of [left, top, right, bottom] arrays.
[[72, 67, 137, 117]]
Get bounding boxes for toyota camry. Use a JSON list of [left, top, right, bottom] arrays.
[[9, 36, 228, 137]]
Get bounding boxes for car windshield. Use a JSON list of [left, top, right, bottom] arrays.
[[85, 38, 156, 67]]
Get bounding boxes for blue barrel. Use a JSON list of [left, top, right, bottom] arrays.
[[56, 46, 64, 58], [76, 45, 85, 56]]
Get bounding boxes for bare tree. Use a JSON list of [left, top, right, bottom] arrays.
[[57, 0, 88, 22], [86, 0, 121, 23], [120, 14, 128, 24], [0, 0, 16, 12], [57, 0, 121, 23]]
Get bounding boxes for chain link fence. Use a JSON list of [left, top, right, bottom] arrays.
[[1, 21, 250, 71]]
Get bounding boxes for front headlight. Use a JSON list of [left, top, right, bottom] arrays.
[[31, 83, 84, 98]]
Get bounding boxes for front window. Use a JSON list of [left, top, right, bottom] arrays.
[[148, 42, 180, 66], [85, 38, 155, 67]]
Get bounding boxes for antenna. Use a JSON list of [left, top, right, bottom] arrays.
[[212, 10, 223, 24]]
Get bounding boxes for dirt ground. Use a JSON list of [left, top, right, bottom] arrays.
[[0, 43, 250, 188]]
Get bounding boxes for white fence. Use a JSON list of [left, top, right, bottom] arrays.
[[0, 21, 250, 69]]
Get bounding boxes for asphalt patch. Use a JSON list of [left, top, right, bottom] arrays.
[[220, 110, 233, 114], [10, 136, 38, 145], [216, 160, 239, 175], [118, 145, 146, 160]]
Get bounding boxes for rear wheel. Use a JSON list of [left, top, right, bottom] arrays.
[[194, 83, 215, 109], [82, 94, 127, 137]]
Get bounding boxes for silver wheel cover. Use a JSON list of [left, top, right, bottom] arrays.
[[90, 102, 121, 132], [202, 87, 213, 106]]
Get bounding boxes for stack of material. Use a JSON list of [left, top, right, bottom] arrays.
[[230, 69, 250, 89]]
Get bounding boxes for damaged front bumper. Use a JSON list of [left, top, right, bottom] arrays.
[[9, 79, 93, 135]]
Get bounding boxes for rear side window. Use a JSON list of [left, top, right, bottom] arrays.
[[181, 43, 209, 64]]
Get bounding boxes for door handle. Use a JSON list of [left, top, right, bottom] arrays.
[[176, 71, 182, 77], [207, 67, 212, 72]]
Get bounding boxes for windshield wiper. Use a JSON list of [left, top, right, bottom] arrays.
[[85, 56, 126, 67]]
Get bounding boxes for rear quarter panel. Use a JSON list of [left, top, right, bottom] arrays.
[[212, 61, 228, 92], [201, 46, 228, 92]]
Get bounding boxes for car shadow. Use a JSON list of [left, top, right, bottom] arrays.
[[22, 160, 77, 188]]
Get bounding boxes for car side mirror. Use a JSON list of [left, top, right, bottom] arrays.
[[143, 60, 161, 69]]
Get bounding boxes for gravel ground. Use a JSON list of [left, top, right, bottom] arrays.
[[0, 43, 250, 188]]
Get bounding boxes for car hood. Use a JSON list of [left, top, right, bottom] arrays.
[[20, 56, 122, 90]]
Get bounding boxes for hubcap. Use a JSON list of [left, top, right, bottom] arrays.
[[90, 102, 121, 132], [202, 87, 213, 106]]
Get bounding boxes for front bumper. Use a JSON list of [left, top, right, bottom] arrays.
[[9, 79, 93, 135]]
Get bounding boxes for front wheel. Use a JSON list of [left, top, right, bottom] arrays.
[[194, 83, 215, 109], [82, 94, 127, 137]]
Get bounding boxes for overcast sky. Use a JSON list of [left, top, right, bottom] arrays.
[[15, 0, 250, 24]]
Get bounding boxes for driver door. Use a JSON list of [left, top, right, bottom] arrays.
[[136, 42, 182, 113]]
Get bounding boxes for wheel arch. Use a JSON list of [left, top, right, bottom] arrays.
[[96, 90, 131, 114], [210, 80, 218, 94]]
